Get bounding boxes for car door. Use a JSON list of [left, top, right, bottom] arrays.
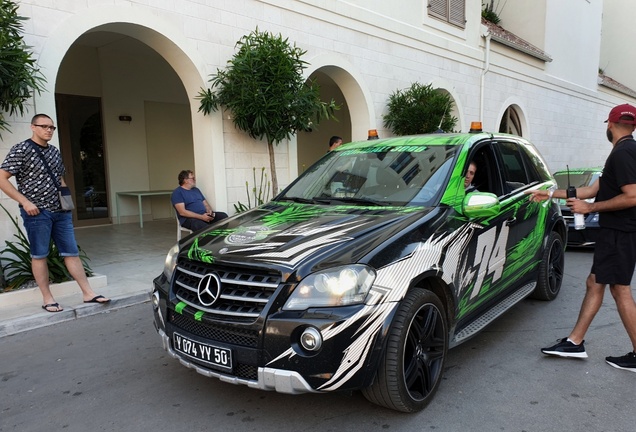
[[455, 139, 546, 323], [491, 139, 546, 288], [454, 142, 515, 323]]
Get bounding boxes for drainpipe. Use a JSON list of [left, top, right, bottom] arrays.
[[480, 28, 491, 123]]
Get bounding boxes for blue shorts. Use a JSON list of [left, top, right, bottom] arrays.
[[20, 209, 79, 259]]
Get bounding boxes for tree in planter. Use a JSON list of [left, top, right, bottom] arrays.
[[0, 0, 45, 137], [383, 83, 458, 136], [198, 28, 339, 194]]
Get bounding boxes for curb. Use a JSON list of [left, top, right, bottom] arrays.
[[0, 290, 151, 339], [0, 274, 108, 308]]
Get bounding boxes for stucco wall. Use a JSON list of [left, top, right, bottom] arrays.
[[1, 0, 635, 244]]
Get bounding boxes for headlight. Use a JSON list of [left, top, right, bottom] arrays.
[[284, 265, 376, 310], [163, 243, 180, 280]]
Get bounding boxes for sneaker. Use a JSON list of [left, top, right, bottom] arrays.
[[605, 351, 636, 372], [541, 337, 588, 358]]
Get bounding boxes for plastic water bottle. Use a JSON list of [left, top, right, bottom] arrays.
[[567, 185, 586, 230]]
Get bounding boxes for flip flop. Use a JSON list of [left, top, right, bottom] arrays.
[[42, 303, 63, 313], [84, 295, 111, 304]]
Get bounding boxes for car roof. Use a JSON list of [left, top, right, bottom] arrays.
[[553, 167, 603, 176], [336, 131, 523, 151]]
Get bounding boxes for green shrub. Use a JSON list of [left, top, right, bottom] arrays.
[[0, 203, 93, 292], [383, 83, 457, 136]]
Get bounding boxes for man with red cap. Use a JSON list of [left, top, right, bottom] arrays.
[[528, 103, 636, 372]]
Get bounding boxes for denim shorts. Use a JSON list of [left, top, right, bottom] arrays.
[[20, 209, 79, 259]]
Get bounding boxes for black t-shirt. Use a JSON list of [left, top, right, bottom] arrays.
[[597, 135, 636, 231]]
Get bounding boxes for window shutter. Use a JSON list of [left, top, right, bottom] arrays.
[[449, 0, 465, 28], [428, 0, 465, 29], [428, 0, 447, 20]]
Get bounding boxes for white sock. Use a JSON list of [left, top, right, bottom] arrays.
[[566, 338, 578, 346]]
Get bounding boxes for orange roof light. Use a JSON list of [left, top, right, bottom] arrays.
[[469, 122, 483, 133], [367, 129, 379, 140]]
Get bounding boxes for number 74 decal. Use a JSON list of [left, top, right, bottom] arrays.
[[469, 224, 509, 299]]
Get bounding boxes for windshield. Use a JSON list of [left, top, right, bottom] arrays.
[[279, 144, 459, 207]]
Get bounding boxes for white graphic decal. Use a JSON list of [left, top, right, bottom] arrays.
[[469, 224, 509, 299], [267, 222, 482, 392]]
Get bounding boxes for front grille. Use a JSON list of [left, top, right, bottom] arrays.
[[173, 258, 280, 321], [169, 311, 260, 347], [234, 363, 258, 380]]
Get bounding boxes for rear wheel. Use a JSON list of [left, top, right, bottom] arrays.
[[362, 288, 447, 412], [531, 231, 564, 300]]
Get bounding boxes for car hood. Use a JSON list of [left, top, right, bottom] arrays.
[[180, 201, 436, 277]]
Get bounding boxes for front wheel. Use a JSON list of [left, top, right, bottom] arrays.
[[362, 288, 448, 412], [531, 231, 564, 300]]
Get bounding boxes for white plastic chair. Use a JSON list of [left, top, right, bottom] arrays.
[[175, 211, 192, 240]]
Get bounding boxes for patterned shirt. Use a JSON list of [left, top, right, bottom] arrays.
[[1, 139, 65, 211]]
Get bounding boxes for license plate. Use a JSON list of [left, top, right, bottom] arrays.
[[173, 333, 232, 370]]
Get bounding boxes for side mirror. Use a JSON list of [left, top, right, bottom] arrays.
[[463, 192, 500, 218]]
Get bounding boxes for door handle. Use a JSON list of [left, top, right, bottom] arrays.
[[506, 217, 517, 226]]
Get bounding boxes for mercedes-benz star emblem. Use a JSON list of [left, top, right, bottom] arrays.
[[197, 273, 222, 307]]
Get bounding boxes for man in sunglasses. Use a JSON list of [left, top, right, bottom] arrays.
[[0, 114, 110, 313]]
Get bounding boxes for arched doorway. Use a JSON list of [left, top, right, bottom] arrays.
[[54, 29, 195, 226], [297, 71, 351, 174], [499, 105, 523, 136], [296, 61, 375, 178]]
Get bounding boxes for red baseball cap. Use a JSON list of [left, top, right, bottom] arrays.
[[605, 103, 636, 124]]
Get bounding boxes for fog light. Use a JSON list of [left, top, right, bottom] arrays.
[[300, 327, 322, 352], [152, 290, 160, 310]]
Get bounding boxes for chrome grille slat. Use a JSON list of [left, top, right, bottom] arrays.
[[174, 296, 260, 317], [171, 258, 281, 321]]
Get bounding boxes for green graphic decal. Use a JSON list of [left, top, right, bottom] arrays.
[[194, 311, 204, 321], [175, 301, 186, 314], [456, 198, 550, 319], [188, 237, 215, 263], [261, 203, 326, 228], [186, 202, 424, 261]]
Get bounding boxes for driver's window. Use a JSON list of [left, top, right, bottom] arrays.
[[467, 146, 502, 196]]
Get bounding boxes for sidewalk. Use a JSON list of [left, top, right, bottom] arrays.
[[0, 220, 177, 338]]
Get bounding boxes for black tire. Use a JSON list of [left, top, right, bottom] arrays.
[[362, 288, 447, 412], [531, 231, 564, 300]]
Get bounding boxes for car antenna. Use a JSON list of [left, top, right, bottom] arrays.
[[436, 104, 449, 133]]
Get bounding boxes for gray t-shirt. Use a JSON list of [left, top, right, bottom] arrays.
[[1, 139, 65, 211]]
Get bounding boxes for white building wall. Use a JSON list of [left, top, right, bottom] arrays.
[[1, 0, 635, 243], [600, 0, 636, 91]]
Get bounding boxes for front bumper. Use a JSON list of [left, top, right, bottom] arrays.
[[157, 328, 316, 394], [151, 277, 392, 395]]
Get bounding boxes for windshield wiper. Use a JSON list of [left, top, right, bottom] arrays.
[[329, 196, 385, 206], [279, 196, 317, 204]]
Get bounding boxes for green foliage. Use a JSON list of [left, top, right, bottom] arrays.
[[0, 0, 46, 136], [0, 203, 93, 292], [383, 83, 458, 136], [482, 1, 501, 25], [198, 27, 339, 193], [234, 167, 272, 213]]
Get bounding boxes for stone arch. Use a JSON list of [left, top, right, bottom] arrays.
[[291, 53, 376, 178], [34, 6, 226, 220], [428, 78, 466, 132], [497, 99, 530, 138]]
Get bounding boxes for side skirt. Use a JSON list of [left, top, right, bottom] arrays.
[[450, 282, 536, 347]]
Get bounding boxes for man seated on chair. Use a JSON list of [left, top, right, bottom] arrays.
[[171, 170, 228, 232]]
